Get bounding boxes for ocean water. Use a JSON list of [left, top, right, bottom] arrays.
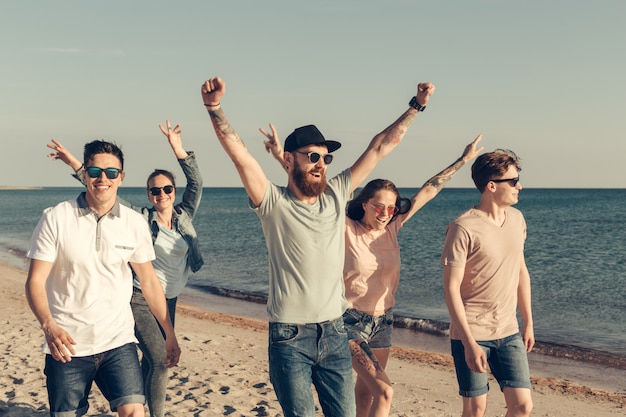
[[1, 187, 625, 364]]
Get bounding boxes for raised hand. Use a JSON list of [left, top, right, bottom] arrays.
[[461, 134, 484, 163], [201, 77, 226, 108], [415, 82, 436, 106], [46, 139, 82, 171], [259, 123, 287, 171]]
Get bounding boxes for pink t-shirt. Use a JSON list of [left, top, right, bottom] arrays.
[[343, 217, 402, 315], [441, 207, 527, 341]]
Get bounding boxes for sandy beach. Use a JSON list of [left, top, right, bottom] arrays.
[[1, 261, 624, 417]]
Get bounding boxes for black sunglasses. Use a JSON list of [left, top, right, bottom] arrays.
[[149, 186, 175, 196], [490, 177, 520, 187], [295, 151, 333, 165], [85, 166, 122, 179]]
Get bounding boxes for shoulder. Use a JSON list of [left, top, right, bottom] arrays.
[[451, 208, 476, 225], [327, 168, 352, 187], [120, 204, 148, 222], [44, 198, 77, 215]]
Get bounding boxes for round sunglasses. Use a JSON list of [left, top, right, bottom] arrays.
[[295, 151, 333, 165], [368, 202, 399, 216]]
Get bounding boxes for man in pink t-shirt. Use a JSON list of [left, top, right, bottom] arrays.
[[441, 149, 534, 417]]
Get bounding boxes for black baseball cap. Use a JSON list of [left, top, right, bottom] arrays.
[[284, 125, 341, 153]]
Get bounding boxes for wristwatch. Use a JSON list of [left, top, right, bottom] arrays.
[[408, 96, 426, 112]]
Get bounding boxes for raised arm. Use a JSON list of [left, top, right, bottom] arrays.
[[47, 139, 85, 184], [158, 120, 203, 217], [201, 77, 267, 206], [349, 82, 435, 192], [158, 120, 189, 159], [398, 134, 483, 224], [259, 123, 288, 172]]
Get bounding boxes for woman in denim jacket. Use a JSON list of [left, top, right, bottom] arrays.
[[47, 120, 203, 417]]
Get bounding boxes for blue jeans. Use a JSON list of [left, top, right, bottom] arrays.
[[451, 332, 531, 397], [44, 343, 144, 417], [342, 308, 394, 349], [268, 317, 356, 417], [131, 288, 177, 417]]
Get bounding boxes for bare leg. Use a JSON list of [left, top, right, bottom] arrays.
[[461, 394, 487, 417], [503, 387, 533, 417], [116, 403, 145, 417], [349, 339, 393, 417]]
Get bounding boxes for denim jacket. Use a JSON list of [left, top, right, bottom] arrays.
[[73, 151, 204, 273]]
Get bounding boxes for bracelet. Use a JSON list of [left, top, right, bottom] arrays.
[[408, 96, 426, 112], [204, 102, 220, 108], [74, 164, 84, 173]]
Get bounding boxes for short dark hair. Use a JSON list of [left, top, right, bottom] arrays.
[[346, 179, 411, 222], [146, 169, 176, 189], [83, 140, 124, 170], [471, 149, 522, 193]]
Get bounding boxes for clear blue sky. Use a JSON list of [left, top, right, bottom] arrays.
[[2, 1, 625, 188]]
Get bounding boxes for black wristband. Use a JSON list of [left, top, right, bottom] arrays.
[[408, 96, 426, 112], [204, 102, 220, 108]]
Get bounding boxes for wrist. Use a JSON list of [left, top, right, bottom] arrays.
[[408, 96, 426, 112], [204, 102, 221, 109], [73, 163, 84, 173]]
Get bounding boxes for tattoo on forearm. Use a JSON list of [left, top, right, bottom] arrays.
[[208, 108, 246, 148], [424, 157, 465, 191], [380, 110, 417, 146]]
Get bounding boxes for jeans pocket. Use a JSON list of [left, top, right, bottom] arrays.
[[332, 317, 348, 336], [269, 323, 299, 344]]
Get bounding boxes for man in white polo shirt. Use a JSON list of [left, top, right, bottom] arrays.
[[26, 139, 180, 417]]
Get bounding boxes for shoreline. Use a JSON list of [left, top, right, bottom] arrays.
[[1, 261, 625, 416], [181, 286, 626, 395], [3, 248, 626, 393], [186, 283, 626, 369]]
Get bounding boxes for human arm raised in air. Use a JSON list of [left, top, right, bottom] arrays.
[[201, 77, 268, 207], [398, 134, 483, 225]]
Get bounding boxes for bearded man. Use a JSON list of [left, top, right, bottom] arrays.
[[200, 76, 434, 417]]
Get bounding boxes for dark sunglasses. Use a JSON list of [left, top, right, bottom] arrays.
[[149, 186, 175, 196], [490, 177, 520, 187], [85, 166, 122, 179], [295, 151, 333, 165]]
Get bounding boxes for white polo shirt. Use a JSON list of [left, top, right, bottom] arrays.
[[27, 193, 155, 356]]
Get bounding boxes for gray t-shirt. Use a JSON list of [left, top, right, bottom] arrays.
[[252, 169, 352, 323]]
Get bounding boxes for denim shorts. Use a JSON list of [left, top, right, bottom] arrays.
[[44, 342, 145, 416], [451, 332, 531, 397], [342, 308, 394, 349]]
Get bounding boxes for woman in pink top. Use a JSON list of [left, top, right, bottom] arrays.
[[261, 124, 482, 417]]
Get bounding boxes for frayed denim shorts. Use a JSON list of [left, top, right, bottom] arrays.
[[342, 308, 394, 349]]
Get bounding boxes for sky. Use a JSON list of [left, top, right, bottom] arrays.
[[2, 0, 625, 189]]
